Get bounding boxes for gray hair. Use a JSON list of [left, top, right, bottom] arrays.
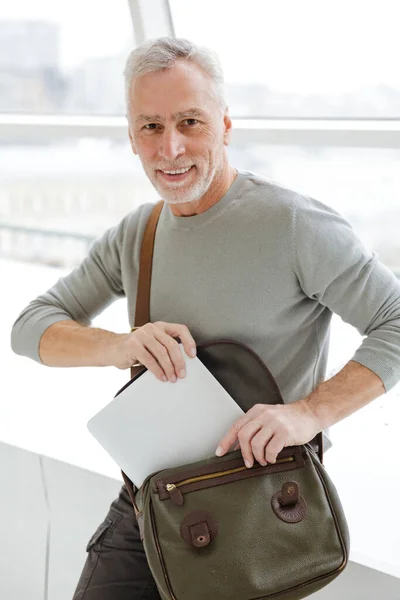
[[123, 37, 226, 115]]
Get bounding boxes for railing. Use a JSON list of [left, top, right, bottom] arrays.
[[0, 223, 95, 244], [0, 223, 96, 268], [0, 174, 155, 267]]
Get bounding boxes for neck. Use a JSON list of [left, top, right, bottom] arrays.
[[168, 163, 237, 217]]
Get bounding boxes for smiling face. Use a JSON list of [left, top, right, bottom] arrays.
[[127, 60, 233, 208]]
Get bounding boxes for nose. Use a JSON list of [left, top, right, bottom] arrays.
[[158, 127, 185, 161]]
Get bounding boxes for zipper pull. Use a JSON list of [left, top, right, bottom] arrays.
[[166, 483, 184, 506]]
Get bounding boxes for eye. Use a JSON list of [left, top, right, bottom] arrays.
[[183, 119, 198, 126], [143, 123, 158, 130]]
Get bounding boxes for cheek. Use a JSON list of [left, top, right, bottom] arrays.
[[136, 137, 157, 161], [206, 124, 225, 150], [195, 128, 222, 158]]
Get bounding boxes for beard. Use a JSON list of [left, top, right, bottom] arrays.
[[142, 156, 223, 205]]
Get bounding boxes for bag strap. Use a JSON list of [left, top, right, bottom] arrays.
[[128, 199, 324, 462], [130, 200, 164, 380]]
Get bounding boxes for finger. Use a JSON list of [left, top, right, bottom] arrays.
[[264, 434, 285, 464], [226, 437, 240, 452], [215, 413, 256, 457], [238, 421, 264, 468], [153, 329, 187, 380], [140, 332, 178, 383], [158, 322, 197, 358], [250, 428, 275, 466], [215, 405, 264, 457], [132, 346, 168, 382]]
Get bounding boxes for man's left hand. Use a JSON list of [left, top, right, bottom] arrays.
[[215, 401, 322, 468]]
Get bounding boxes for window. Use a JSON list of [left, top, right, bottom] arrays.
[[0, 0, 134, 115], [0, 139, 158, 266], [170, 0, 400, 118]]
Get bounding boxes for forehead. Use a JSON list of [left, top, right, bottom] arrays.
[[129, 60, 218, 120]]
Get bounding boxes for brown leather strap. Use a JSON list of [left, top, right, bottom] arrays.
[[130, 201, 164, 380], [135, 200, 164, 327]]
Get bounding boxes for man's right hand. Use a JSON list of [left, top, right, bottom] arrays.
[[110, 321, 197, 382]]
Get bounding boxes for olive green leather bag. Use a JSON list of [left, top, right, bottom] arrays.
[[120, 201, 350, 600]]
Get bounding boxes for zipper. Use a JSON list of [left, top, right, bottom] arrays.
[[162, 455, 295, 505], [169, 456, 294, 488]]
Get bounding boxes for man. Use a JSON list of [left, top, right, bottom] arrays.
[[11, 37, 400, 600]]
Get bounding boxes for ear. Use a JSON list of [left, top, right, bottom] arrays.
[[127, 118, 138, 155], [223, 107, 232, 146]]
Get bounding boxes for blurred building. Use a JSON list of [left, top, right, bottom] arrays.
[[0, 20, 67, 113], [0, 20, 60, 70], [67, 54, 127, 115]]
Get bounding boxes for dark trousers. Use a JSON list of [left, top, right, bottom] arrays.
[[72, 484, 161, 600]]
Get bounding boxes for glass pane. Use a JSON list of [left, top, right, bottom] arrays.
[[0, 1, 134, 114], [0, 139, 158, 266], [170, 0, 400, 118]]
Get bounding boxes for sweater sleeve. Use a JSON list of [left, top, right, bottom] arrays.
[[10, 213, 129, 364], [292, 195, 400, 392]]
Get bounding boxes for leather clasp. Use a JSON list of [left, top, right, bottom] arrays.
[[189, 521, 211, 547], [180, 510, 218, 548], [280, 481, 299, 507], [272, 480, 307, 523]]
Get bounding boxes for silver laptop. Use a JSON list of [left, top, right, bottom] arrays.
[[87, 345, 244, 487]]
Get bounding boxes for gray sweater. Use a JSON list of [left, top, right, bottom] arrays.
[[11, 170, 400, 404]]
